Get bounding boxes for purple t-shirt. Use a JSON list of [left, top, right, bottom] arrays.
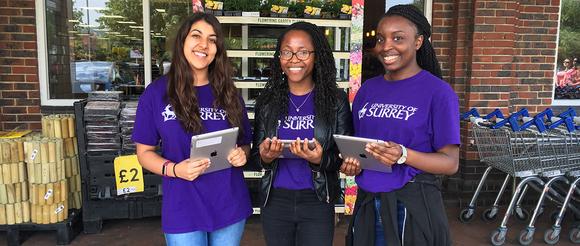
[[352, 70, 460, 193], [132, 76, 253, 233], [273, 92, 315, 190]]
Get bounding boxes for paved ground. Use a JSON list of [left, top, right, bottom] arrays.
[[1, 206, 578, 245]]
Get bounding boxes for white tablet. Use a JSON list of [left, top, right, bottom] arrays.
[[333, 134, 392, 173], [278, 139, 315, 159], [190, 127, 239, 174]]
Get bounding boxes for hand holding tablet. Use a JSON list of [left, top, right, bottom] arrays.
[[333, 134, 393, 173]]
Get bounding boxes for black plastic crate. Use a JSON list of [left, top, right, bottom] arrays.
[[82, 197, 162, 234], [0, 209, 82, 246]]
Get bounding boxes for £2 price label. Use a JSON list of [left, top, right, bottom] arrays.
[[114, 155, 144, 195]]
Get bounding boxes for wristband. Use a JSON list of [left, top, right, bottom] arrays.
[[162, 160, 172, 177], [172, 162, 179, 178]]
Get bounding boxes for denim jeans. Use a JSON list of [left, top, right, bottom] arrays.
[[164, 219, 246, 246], [261, 188, 334, 246], [374, 197, 406, 246]]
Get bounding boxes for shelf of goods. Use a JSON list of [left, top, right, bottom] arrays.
[[216, 16, 352, 114]]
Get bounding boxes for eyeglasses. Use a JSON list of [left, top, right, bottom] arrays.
[[279, 50, 315, 61], [564, 61, 570, 64]]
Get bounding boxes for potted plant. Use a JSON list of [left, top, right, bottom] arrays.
[[269, 0, 289, 18], [322, 0, 340, 19], [338, 0, 352, 19], [288, 0, 306, 18], [224, 0, 242, 16], [304, 0, 322, 19], [205, 1, 224, 16], [241, 0, 261, 16]]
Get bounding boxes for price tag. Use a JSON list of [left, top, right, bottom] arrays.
[[114, 155, 144, 195]]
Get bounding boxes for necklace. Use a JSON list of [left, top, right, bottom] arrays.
[[289, 88, 314, 112]]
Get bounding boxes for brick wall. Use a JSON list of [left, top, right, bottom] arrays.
[[432, 0, 561, 205], [0, 0, 40, 131]]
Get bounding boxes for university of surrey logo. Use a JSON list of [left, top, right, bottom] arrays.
[[358, 102, 369, 119], [162, 104, 176, 122]]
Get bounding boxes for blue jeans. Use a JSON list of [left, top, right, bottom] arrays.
[[164, 219, 246, 246], [374, 197, 406, 246]]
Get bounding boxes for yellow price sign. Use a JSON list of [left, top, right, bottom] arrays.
[[114, 155, 144, 195]]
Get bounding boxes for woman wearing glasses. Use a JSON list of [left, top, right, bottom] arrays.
[[250, 21, 353, 246]]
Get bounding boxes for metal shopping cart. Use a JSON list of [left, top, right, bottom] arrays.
[[470, 108, 580, 245]]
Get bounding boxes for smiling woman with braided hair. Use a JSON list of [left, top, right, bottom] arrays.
[[341, 4, 459, 246]]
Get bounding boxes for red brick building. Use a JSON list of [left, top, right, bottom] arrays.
[[0, 0, 575, 204]]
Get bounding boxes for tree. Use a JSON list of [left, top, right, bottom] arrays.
[[557, 0, 580, 62]]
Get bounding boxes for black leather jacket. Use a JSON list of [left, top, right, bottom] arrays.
[[250, 89, 353, 207]]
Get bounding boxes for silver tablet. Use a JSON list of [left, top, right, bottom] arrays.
[[278, 139, 315, 159], [333, 134, 392, 173], [190, 127, 239, 174]]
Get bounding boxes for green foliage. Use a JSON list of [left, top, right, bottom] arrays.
[[558, 0, 580, 61], [288, 1, 306, 17]]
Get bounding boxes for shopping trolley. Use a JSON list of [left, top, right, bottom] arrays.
[[472, 109, 580, 245]]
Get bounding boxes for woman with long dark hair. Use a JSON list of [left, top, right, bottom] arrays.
[[342, 5, 460, 246], [251, 21, 353, 246], [132, 13, 252, 246]]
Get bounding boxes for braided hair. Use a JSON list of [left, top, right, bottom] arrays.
[[257, 21, 339, 126], [385, 4, 442, 79]]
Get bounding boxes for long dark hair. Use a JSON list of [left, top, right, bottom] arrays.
[[256, 21, 339, 126], [384, 4, 442, 79], [167, 13, 243, 138]]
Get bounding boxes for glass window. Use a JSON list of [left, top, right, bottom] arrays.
[[553, 0, 580, 105], [44, 0, 144, 100]]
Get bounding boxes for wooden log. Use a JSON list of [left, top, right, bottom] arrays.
[[57, 159, 64, 181], [64, 138, 74, 158], [37, 184, 45, 206], [48, 141, 56, 163], [0, 204, 5, 224], [41, 117, 49, 137], [54, 182, 61, 204], [10, 162, 18, 184], [9, 141, 18, 163], [31, 204, 37, 223], [45, 183, 54, 205], [49, 162, 57, 183], [40, 141, 48, 165], [42, 203, 50, 224], [15, 182, 21, 203], [73, 137, 78, 155], [14, 201, 22, 224], [60, 118, 69, 139], [64, 158, 72, 178], [22, 201, 30, 223], [53, 118, 62, 138], [50, 204, 57, 224], [75, 175, 81, 192], [6, 203, 15, 225], [2, 164, 11, 184], [29, 183, 36, 204], [18, 162, 25, 183], [34, 163, 42, 184], [68, 116, 75, 138], [21, 181, 28, 201], [1, 142, 10, 165], [46, 117, 54, 138], [61, 179, 67, 202], [6, 183, 15, 203], [56, 139, 63, 161], [72, 156, 79, 176], [0, 184, 7, 204], [0, 165, 3, 185], [41, 162, 50, 184], [0, 142, 3, 164], [17, 140, 24, 162]]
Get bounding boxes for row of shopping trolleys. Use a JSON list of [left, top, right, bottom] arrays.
[[458, 107, 580, 245]]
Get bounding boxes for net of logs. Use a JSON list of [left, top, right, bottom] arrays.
[[41, 114, 76, 139]]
